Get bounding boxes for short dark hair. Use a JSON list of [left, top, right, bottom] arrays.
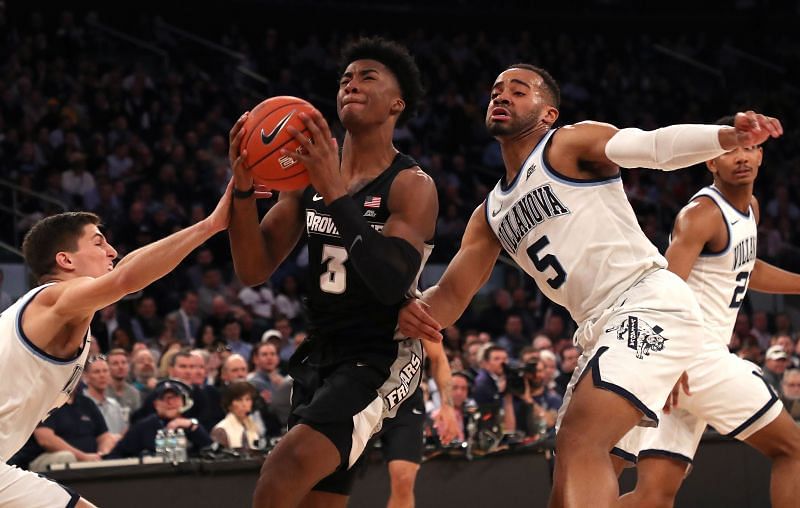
[[22, 212, 101, 282], [715, 115, 736, 127], [505, 63, 561, 107], [169, 351, 193, 368], [482, 344, 507, 362], [222, 381, 257, 411], [339, 36, 424, 126]]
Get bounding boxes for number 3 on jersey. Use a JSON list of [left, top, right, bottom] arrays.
[[321, 244, 348, 294], [527, 236, 567, 289]]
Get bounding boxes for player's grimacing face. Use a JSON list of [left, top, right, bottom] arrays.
[[338, 59, 402, 127], [710, 145, 762, 186], [486, 68, 549, 137], [69, 224, 117, 278]]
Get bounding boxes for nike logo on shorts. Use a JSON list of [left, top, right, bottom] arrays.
[[261, 111, 294, 145]]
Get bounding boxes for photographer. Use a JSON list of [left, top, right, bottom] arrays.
[[506, 347, 563, 437], [472, 345, 517, 433]]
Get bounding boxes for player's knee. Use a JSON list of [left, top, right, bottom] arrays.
[[555, 424, 604, 460], [389, 467, 418, 494]]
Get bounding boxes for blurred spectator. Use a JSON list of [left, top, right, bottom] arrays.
[[211, 381, 262, 450], [107, 348, 142, 415], [167, 290, 202, 346], [130, 296, 164, 344], [473, 345, 508, 405], [763, 345, 789, 393], [83, 355, 127, 435], [238, 282, 276, 324], [273, 317, 296, 363], [555, 346, 579, 396], [198, 268, 227, 316], [780, 369, 800, 420], [247, 342, 285, 403], [131, 348, 158, 397], [222, 317, 252, 360], [107, 380, 212, 459], [497, 314, 527, 359], [750, 311, 771, 350], [274, 275, 303, 322], [90, 303, 133, 353]]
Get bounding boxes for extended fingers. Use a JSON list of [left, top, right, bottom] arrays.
[[229, 112, 249, 145]]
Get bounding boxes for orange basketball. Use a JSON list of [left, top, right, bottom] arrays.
[[242, 96, 315, 191]]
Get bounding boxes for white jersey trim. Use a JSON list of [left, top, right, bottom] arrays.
[[14, 284, 88, 365]]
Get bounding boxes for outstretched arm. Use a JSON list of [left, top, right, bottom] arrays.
[[749, 261, 800, 294], [399, 204, 502, 342], [550, 111, 783, 178]]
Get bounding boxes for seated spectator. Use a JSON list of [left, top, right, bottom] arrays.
[[211, 381, 262, 450], [222, 317, 252, 360], [18, 391, 117, 471], [132, 348, 158, 397], [780, 369, 800, 419], [247, 342, 285, 402], [107, 348, 142, 416], [83, 355, 127, 435], [167, 290, 202, 346], [107, 380, 212, 459], [132, 351, 210, 425], [554, 345, 579, 396], [763, 345, 789, 393], [472, 344, 516, 433]]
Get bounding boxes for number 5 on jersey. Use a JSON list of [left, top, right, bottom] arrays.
[[321, 244, 348, 294], [527, 235, 567, 289]]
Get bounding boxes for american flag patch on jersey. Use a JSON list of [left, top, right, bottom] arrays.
[[364, 196, 381, 208]]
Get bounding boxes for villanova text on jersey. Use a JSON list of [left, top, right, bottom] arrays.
[[732, 236, 757, 271], [495, 183, 571, 253]]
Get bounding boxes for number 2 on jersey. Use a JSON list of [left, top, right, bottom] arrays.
[[320, 244, 348, 294], [729, 271, 750, 309], [527, 235, 567, 289]]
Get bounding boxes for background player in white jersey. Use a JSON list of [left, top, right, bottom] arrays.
[[397, 63, 783, 507], [613, 116, 800, 508], [0, 187, 233, 508]]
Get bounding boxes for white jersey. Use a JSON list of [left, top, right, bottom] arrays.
[[0, 284, 90, 461], [686, 186, 757, 345], [485, 128, 666, 323]]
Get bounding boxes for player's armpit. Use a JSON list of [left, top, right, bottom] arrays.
[[665, 198, 721, 281]]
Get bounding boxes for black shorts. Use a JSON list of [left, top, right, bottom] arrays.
[[288, 339, 424, 496], [375, 387, 425, 464]]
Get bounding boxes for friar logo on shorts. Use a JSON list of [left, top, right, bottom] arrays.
[[606, 316, 668, 360], [385, 352, 422, 410]]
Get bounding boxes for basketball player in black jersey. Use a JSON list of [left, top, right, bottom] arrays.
[[228, 37, 441, 508]]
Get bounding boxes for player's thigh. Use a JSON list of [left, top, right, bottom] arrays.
[[745, 409, 800, 459], [0, 462, 81, 508], [683, 351, 782, 441], [298, 490, 348, 508], [636, 455, 688, 500]]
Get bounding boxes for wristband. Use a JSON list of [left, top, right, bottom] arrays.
[[233, 185, 256, 199]]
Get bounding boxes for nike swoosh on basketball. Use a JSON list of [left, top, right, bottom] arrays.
[[261, 111, 294, 146], [312, 193, 324, 201]]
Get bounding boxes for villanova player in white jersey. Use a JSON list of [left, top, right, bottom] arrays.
[[398, 64, 784, 507], [0, 187, 233, 507], [613, 117, 800, 508]]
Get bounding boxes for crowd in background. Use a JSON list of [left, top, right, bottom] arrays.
[[2, 5, 800, 466]]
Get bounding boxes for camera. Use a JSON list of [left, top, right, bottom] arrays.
[[503, 360, 538, 396]]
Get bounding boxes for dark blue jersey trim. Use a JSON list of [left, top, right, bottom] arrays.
[[691, 194, 731, 257], [588, 346, 659, 424], [16, 285, 88, 365]]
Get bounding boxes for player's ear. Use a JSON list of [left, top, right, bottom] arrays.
[[390, 98, 405, 116], [542, 106, 559, 127], [54, 251, 74, 272], [706, 158, 717, 176]]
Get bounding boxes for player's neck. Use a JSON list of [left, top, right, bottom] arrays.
[[714, 180, 753, 214], [340, 129, 398, 183], [498, 126, 548, 185]]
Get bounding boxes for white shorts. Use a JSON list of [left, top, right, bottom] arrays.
[[557, 269, 705, 430], [614, 345, 783, 465], [0, 461, 78, 508]]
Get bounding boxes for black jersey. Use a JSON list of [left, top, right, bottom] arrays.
[[300, 152, 431, 370]]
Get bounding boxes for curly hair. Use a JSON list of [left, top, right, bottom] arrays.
[[339, 36, 425, 126]]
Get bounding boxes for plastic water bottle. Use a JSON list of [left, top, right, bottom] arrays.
[[165, 429, 177, 463], [175, 428, 188, 463], [155, 429, 166, 459]]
